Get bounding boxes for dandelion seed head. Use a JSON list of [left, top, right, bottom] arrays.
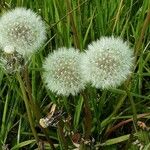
[[81, 36, 134, 89], [0, 7, 46, 57], [43, 47, 85, 96]]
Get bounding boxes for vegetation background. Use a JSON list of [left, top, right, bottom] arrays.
[[0, 0, 150, 149]]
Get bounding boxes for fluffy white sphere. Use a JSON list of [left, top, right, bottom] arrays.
[[0, 7, 46, 57], [43, 47, 85, 96], [81, 36, 134, 89]]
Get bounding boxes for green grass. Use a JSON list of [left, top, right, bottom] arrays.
[[0, 0, 150, 149]]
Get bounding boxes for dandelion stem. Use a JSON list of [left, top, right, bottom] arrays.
[[23, 65, 41, 120], [82, 92, 92, 139], [79, 92, 92, 150], [16, 72, 39, 146], [23, 65, 55, 150]]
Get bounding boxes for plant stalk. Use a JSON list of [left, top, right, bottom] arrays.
[[66, 0, 81, 49], [23, 65, 55, 150], [16, 72, 39, 146]]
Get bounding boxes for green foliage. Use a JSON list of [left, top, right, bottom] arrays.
[[0, 0, 150, 149]]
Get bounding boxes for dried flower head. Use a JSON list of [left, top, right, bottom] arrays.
[[0, 50, 24, 73], [43, 47, 85, 96], [0, 7, 46, 57], [81, 36, 134, 89]]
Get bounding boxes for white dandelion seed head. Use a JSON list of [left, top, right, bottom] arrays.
[[81, 36, 134, 89], [0, 7, 46, 57], [43, 47, 85, 96]]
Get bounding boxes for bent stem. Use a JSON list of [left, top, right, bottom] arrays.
[[16, 72, 39, 146], [105, 113, 150, 136]]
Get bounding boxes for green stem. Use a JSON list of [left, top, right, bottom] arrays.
[[23, 65, 41, 120], [82, 92, 92, 140], [16, 72, 39, 145], [23, 65, 55, 150], [79, 92, 92, 150]]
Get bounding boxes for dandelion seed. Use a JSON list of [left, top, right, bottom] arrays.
[[43, 47, 85, 96], [0, 7, 46, 57], [81, 36, 134, 89]]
